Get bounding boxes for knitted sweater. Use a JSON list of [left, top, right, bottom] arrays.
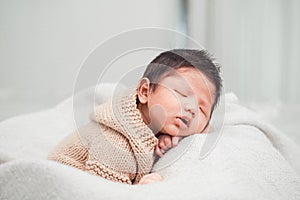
[[48, 88, 158, 184]]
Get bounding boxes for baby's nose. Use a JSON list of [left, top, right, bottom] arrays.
[[183, 103, 196, 117]]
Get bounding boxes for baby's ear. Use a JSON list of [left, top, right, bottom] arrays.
[[137, 78, 151, 104]]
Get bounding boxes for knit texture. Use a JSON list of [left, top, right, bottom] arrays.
[[48, 88, 158, 184]]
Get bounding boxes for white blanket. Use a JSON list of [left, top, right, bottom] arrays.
[[1, 83, 300, 200]]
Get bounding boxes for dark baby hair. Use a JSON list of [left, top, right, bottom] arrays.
[[142, 49, 222, 113]]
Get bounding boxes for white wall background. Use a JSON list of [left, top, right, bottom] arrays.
[[188, 0, 300, 104], [187, 0, 300, 143], [0, 0, 180, 120]]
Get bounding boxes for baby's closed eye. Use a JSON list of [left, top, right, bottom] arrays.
[[174, 89, 188, 97]]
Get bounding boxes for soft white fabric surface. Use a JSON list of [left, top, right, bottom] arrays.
[[0, 83, 125, 163], [0, 83, 300, 200]]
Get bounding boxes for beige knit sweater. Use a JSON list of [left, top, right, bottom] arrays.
[[48, 88, 158, 184]]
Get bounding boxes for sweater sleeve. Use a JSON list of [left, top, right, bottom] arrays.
[[47, 123, 136, 184], [48, 131, 88, 170]]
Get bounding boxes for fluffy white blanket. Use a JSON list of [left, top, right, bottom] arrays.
[[1, 83, 300, 200]]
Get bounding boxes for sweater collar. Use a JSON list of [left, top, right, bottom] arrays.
[[92, 87, 157, 151]]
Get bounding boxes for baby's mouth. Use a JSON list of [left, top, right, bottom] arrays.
[[181, 118, 188, 126], [177, 116, 190, 128]]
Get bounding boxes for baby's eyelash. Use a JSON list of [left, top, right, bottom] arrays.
[[174, 89, 187, 97], [199, 107, 208, 117], [199, 107, 204, 112]]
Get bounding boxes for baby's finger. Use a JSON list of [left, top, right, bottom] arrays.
[[155, 145, 164, 157], [158, 137, 170, 150], [158, 140, 167, 150], [172, 136, 180, 146], [162, 136, 172, 149]]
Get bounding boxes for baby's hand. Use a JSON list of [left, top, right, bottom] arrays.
[[155, 135, 182, 157], [138, 173, 163, 184]]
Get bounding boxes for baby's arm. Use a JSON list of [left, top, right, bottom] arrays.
[[48, 131, 88, 170], [155, 134, 183, 157]]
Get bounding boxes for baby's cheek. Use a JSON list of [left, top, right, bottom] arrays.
[[149, 104, 167, 133], [194, 115, 208, 133]]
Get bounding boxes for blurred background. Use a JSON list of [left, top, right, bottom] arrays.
[[0, 0, 299, 142]]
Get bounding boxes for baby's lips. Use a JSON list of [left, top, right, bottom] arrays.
[[176, 116, 191, 129], [176, 117, 186, 129]]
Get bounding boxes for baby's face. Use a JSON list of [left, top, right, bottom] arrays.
[[146, 68, 215, 137]]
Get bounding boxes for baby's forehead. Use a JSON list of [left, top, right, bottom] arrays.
[[159, 67, 216, 101], [160, 67, 208, 86]]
